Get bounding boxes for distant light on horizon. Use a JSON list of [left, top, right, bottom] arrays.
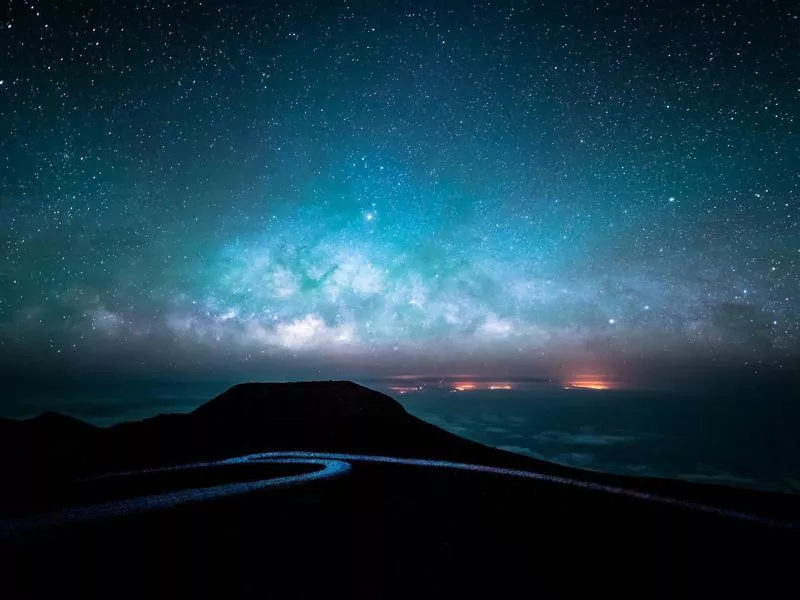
[[564, 374, 616, 391], [452, 382, 478, 392], [389, 385, 421, 395], [448, 381, 514, 392]]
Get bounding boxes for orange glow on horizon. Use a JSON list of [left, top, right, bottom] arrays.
[[450, 381, 514, 392], [565, 374, 614, 390], [452, 382, 477, 391], [388, 376, 516, 392]]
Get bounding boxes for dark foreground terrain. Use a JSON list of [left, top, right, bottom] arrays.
[[1, 381, 797, 597]]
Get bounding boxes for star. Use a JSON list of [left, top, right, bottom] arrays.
[[0, 0, 794, 379]]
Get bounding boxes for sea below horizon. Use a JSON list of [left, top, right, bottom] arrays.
[[2, 377, 798, 495]]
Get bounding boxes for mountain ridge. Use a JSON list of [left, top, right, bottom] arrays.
[[1, 381, 797, 523]]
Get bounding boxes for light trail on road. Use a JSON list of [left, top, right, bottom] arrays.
[[1, 451, 797, 538]]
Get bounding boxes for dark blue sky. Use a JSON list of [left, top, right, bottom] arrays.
[[1, 0, 798, 385]]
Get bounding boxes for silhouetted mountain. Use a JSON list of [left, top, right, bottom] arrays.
[[1, 381, 798, 519], [0, 411, 97, 447], [91, 381, 538, 470], [0, 381, 524, 492], [2, 381, 798, 598], [0, 411, 99, 477], [192, 381, 409, 420]]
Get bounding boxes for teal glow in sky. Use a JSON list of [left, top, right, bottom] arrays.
[[1, 0, 798, 380]]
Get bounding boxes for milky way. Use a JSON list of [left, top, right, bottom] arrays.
[[1, 1, 798, 381]]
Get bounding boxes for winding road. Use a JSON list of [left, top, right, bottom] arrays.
[[1, 451, 796, 538]]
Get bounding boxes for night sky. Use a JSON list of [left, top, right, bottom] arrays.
[[2, 0, 798, 385]]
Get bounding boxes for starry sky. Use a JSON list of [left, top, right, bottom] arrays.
[[1, 0, 798, 386]]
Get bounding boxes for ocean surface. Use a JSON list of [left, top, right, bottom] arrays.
[[3, 378, 798, 494], [392, 385, 799, 494]]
